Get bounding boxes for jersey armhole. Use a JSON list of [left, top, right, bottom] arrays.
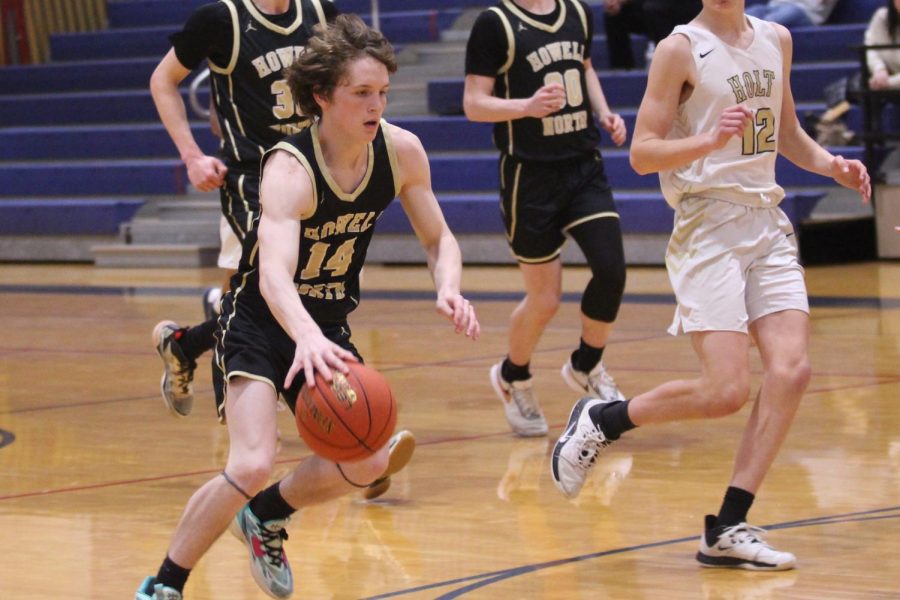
[[380, 120, 403, 198], [488, 7, 516, 75], [210, 0, 240, 75], [263, 142, 319, 221]]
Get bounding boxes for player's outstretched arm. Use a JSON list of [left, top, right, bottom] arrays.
[[258, 150, 357, 388], [389, 125, 480, 339], [150, 50, 227, 192]]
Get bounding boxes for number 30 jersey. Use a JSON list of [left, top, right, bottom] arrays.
[[660, 16, 785, 208], [208, 0, 331, 167], [246, 121, 399, 324]]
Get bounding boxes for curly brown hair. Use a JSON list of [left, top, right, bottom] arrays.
[[285, 14, 397, 118]]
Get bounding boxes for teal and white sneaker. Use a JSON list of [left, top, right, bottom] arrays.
[[229, 504, 293, 598], [135, 576, 182, 600]]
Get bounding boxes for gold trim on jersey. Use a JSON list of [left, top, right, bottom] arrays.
[[223, 115, 242, 162], [210, 0, 240, 75], [309, 0, 328, 26], [227, 76, 248, 136], [215, 268, 255, 422], [508, 161, 522, 244], [380, 120, 402, 197], [501, 0, 566, 33], [515, 245, 564, 264], [310, 121, 375, 203], [569, 0, 588, 40], [241, 0, 304, 35], [488, 7, 515, 74], [268, 141, 320, 220], [504, 72, 514, 155], [562, 211, 619, 232]]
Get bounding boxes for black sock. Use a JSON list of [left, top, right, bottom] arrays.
[[501, 357, 531, 382], [588, 399, 634, 440], [155, 555, 190, 592], [249, 482, 296, 522], [571, 339, 604, 373], [715, 486, 755, 529], [177, 318, 218, 361]]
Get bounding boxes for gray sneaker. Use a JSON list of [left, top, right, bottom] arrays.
[[230, 504, 293, 598], [550, 396, 615, 498], [135, 576, 182, 600], [490, 362, 548, 437], [152, 320, 196, 417], [561, 359, 626, 402]]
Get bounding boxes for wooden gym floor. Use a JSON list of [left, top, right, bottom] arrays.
[[0, 262, 898, 599]]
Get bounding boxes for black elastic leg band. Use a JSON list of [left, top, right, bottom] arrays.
[[335, 463, 372, 488], [221, 470, 253, 500]]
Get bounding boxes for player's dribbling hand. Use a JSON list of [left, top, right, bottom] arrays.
[[707, 104, 753, 150], [185, 154, 228, 192], [830, 155, 872, 203], [436, 293, 480, 340], [525, 83, 566, 118], [284, 327, 359, 390], [601, 113, 627, 146]]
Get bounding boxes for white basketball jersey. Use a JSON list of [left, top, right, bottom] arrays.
[[660, 16, 785, 209]]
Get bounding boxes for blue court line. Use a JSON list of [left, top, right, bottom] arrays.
[[363, 506, 900, 599], [1, 283, 900, 309]]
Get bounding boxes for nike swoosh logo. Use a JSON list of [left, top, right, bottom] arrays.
[[700, 49, 714, 58]]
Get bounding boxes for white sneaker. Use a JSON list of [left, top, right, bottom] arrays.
[[490, 362, 548, 437], [697, 515, 797, 571], [561, 358, 625, 402], [550, 396, 614, 498]]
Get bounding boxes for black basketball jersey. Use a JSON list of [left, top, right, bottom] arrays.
[[209, 0, 330, 167], [476, 0, 601, 160], [242, 121, 399, 324]]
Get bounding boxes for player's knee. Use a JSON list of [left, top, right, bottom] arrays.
[[768, 357, 811, 396], [705, 379, 751, 417], [227, 456, 275, 495], [581, 275, 624, 323], [528, 289, 561, 321]]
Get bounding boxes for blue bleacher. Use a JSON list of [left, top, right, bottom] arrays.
[[0, 0, 880, 256], [0, 199, 144, 235]]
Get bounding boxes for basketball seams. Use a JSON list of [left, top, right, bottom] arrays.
[[295, 364, 396, 462]]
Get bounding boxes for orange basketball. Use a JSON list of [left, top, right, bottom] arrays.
[[295, 362, 396, 462]]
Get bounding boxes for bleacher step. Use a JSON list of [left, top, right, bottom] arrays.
[[124, 217, 219, 245], [92, 243, 219, 268]]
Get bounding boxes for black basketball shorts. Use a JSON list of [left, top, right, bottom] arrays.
[[498, 151, 618, 263], [220, 166, 261, 242], [213, 284, 361, 420]]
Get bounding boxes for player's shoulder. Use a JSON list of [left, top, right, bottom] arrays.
[[190, 1, 232, 23], [383, 121, 425, 156]]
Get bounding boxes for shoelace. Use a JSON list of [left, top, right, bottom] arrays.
[[588, 368, 620, 396], [723, 523, 772, 549], [574, 424, 609, 470], [258, 526, 289, 567]]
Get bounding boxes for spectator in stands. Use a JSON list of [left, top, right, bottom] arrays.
[[744, 0, 839, 28], [604, 0, 702, 69], [464, 0, 628, 438], [865, 0, 900, 90], [148, 0, 413, 504]]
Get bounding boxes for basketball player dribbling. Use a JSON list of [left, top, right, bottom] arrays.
[[148, 0, 414, 506], [551, 0, 870, 570], [136, 15, 480, 600]]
